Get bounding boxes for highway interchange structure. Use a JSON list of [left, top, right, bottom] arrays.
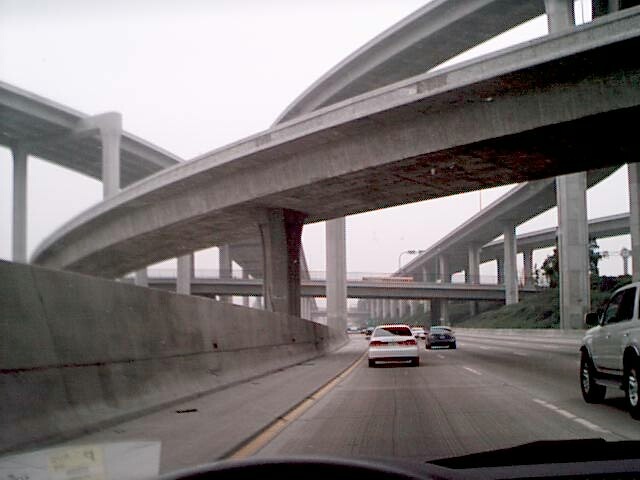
[[3, 1, 640, 331], [3, 0, 640, 457]]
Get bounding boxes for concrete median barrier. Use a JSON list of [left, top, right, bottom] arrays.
[[0, 260, 332, 454]]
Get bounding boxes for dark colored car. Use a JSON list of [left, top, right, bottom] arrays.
[[426, 326, 456, 349]]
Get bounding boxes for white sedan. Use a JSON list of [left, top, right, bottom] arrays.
[[368, 324, 419, 367]]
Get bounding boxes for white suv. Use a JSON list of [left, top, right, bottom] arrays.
[[580, 282, 640, 418]]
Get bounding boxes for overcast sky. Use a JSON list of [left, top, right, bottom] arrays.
[[0, 0, 632, 281]]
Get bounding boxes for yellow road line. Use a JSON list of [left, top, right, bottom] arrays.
[[227, 351, 367, 460]]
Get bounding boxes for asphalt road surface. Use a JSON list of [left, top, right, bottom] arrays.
[[254, 333, 640, 462]]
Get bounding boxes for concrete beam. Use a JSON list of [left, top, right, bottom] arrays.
[[557, 173, 590, 328], [11, 146, 27, 263], [259, 209, 306, 316], [629, 162, 640, 281], [326, 217, 347, 332]]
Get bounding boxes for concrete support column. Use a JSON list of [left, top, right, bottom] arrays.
[[430, 299, 442, 326], [410, 301, 417, 316], [467, 244, 481, 284], [438, 255, 451, 282], [177, 254, 193, 295], [11, 146, 28, 263], [523, 248, 534, 286], [496, 257, 504, 284], [242, 270, 250, 307], [326, 217, 347, 332], [467, 243, 481, 316], [544, 0, 574, 33], [98, 112, 122, 199], [503, 223, 519, 305], [219, 244, 233, 303], [629, 162, 640, 282], [438, 255, 450, 324], [382, 299, 389, 320], [134, 269, 148, 287], [557, 173, 590, 328], [259, 208, 306, 316]]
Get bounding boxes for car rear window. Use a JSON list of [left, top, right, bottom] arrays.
[[374, 326, 412, 337]]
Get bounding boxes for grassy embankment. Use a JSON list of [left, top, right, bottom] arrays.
[[398, 276, 631, 328]]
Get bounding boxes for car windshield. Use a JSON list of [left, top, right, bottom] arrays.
[[373, 326, 413, 337], [430, 327, 451, 332], [2, 1, 639, 478]]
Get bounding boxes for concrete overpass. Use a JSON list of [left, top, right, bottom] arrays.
[[31, 9, 640, 325], [145, 277, 537, 301], [481, 212, 631, 264], [397, 180, 627, 283], [0, 81, 182, 263]]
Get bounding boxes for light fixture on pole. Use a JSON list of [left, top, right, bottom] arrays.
[[398, 249, 425, 272]]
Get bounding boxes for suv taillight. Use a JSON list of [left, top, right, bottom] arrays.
[[399, 339, 417, 346]]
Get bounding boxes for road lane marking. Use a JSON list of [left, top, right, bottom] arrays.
[[462, 366, 482, 375], [437, 354, 445, 359], [532, 398, 612, 434], [512, 351, 528, 357], [225, 350, 367, 459]]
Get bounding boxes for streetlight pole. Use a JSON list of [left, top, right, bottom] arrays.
[[398, 249, 425, 272]]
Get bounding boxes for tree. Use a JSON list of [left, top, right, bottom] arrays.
[[540, 239, 602, 289], [589, 237, 603, 278], [541, 248, 559, 288]]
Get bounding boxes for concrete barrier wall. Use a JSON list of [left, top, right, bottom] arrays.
[[454, 327, 586, 339], [0, 260, 332, 454]]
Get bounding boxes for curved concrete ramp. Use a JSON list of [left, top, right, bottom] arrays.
[[0, 260, 334, 454]]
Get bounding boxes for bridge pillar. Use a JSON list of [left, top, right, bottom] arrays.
[[134, 269, 148, 287], [629, 162, 640, 281], [219, 244, 233, 303], [467, 243, 481, 315], [177, 253, 193, 295], [11, 146, 28, 263], [544, 0, 574, 33], [438, 255, 450, 324], [503, 223, 519, 305], [557, 173, 589, 329], [496, 256, 504, 285], [410, 301, 416, 316], [430, 299, 441, 326], [523, 248, 534, 286], [98, 112, 122, 199], [242, 270, 250, 307], [382, 299, 389, 320], [259, 208, 306, 317], [326, 217, 347, 331]]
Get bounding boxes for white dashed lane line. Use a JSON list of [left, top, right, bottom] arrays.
[[462, 366, 482, 376], [533, 398, 612, 434], [437, 354, 445, 359]]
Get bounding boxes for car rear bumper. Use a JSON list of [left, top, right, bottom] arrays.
[[368, 346, 418, 360], [428, 338, 455, 346]]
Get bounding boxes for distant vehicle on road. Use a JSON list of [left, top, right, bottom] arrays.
[[368, 324, 419, 367], [411, 327, 426, 339], [426, 326, 457, 349], [580, 282, 640, 418], [346, 326, 360, 333], [364, 326, 375, 338]]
